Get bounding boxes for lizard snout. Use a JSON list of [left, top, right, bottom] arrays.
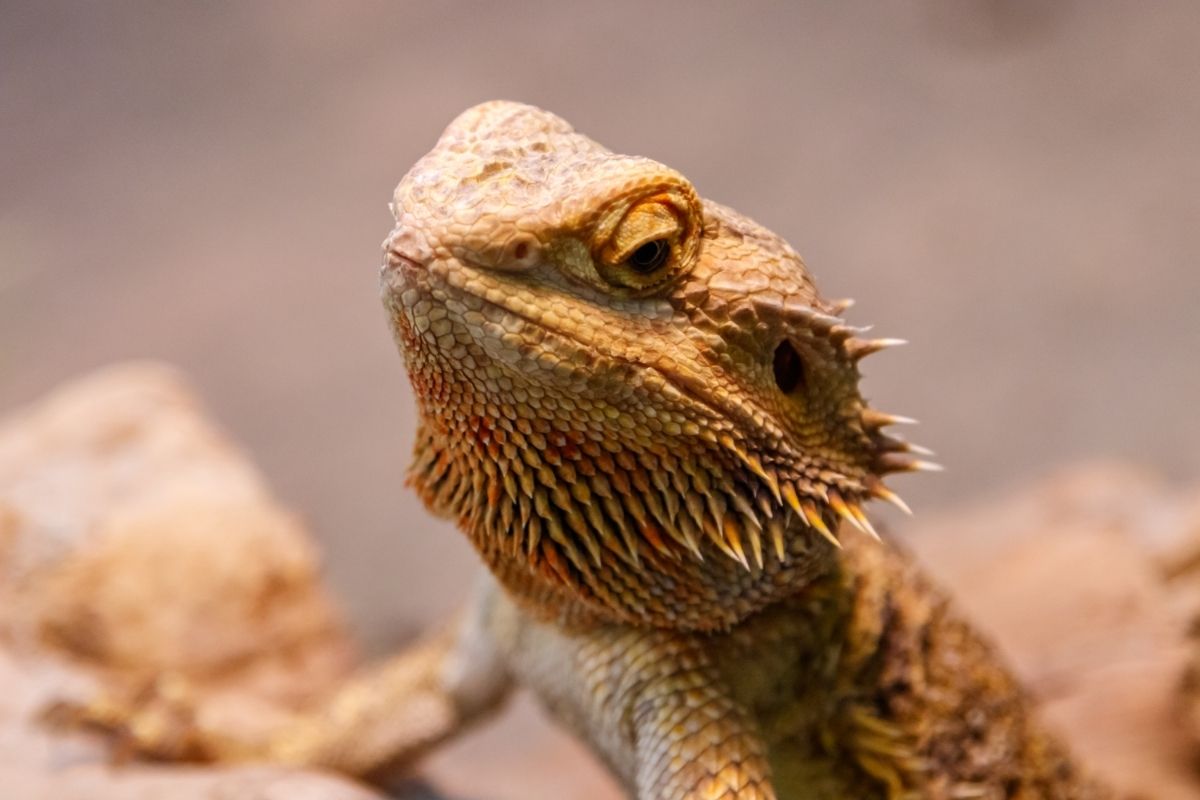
[[381, 223, 432, 281]]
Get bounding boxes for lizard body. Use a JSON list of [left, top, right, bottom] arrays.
[[375, 102, 1106, 798], [56, 102, 1110, 799]]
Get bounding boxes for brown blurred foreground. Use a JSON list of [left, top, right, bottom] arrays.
[[2, 365, 1200, 798]]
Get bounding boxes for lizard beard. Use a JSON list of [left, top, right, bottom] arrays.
[[405, 394, 843, 632]]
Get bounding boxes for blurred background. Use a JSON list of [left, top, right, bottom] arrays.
[[2, 2, 1198, 795]]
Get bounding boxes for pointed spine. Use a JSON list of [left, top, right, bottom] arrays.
[[845, 337, 907, 361]]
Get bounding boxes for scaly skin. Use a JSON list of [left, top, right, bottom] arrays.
[[53, 102, 1111, 799]]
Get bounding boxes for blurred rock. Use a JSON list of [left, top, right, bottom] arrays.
[[908, 462, 1200, 799], [0, 363, 382, 800]]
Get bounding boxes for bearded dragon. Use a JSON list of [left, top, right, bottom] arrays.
[[54, 102, 1111, 799]]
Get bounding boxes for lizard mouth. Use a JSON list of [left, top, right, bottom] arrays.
[[383, 247, 426, 277]]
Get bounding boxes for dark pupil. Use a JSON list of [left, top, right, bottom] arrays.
[[773, 340, 807, 394], [627, 239, 669, 273]]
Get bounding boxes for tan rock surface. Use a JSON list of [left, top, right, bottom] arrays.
[[0, 363, 382, 800]]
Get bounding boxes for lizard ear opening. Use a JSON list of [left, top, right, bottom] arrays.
[[773, 340, 807, 395]]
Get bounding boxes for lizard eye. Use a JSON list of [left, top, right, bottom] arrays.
[[593, 191, 696, 291], [627, 239, 670, 273]]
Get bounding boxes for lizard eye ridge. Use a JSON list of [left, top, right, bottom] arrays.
[[592, 190, 697, 292]]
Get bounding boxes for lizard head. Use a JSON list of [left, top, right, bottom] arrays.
[[382, 101, 933, 630]]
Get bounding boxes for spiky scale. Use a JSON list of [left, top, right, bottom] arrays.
[[868, 479, 913, 516], [861, 409, 918, 430], [847, 503, 881, 542], [722, 517, 752, 571], [845, 337, 907, 361], [828, 490, 865, 536], [767, 515, 787, 562], [800, 500, 841, 550]]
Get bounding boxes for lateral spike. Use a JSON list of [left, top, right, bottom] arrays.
[[878, 454, 945, 474], [875, 433, 935, 457], [722, 517, 752, 571], [829, 325, 858, 343], [684, 491, 708, 530], [525, 514, 542, 556], [702, 516, 742, 564], [755, 487, 775, 518], [703, 490, 727, 536], [847, 503, 881, 542], [624, 495, 666, 565], [689, 463, 714, 495], [544, 513, 589, 574], [639, 522, 674, 561], [869, 481, 913, 516], [767, 516, 787, 562], [563, 508, 603, 568], [652, 523, 691, 562], [780, 481, 805, 516], [498, 495, 514, 536], [517, 495, 533, 529], [426, 451, 451, 482], [518, 468, 536, 499], [600, 495, 626, 530], [585, 502, 637, 567], [757, 298, 846, 331], [800, 499, 841, 549], [806, 309, 845, 330], [729, 490, 761, 527], [659, 482, 681, 521], [829, 297, 856, 314], [677, 514, 705, 561], [720, 435, 782, 504], [845, 337, 907, 361], [829, 490, 865, 535], [641, 489, 673, 531], [743, 517, 764, 570], [861, 409, 919, 429], [541, 541, 575, 587]]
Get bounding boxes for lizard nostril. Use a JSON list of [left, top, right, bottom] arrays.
[[773, 340, 807, 395]]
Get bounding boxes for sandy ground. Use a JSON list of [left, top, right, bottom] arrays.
[[2, 1, 1198, 761]]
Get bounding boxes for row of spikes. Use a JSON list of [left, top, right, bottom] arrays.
[[416, 426, 913, 575], [734, 295, 941, 543], [781, 296, 943, 468], [716, 432, 933, 548]]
